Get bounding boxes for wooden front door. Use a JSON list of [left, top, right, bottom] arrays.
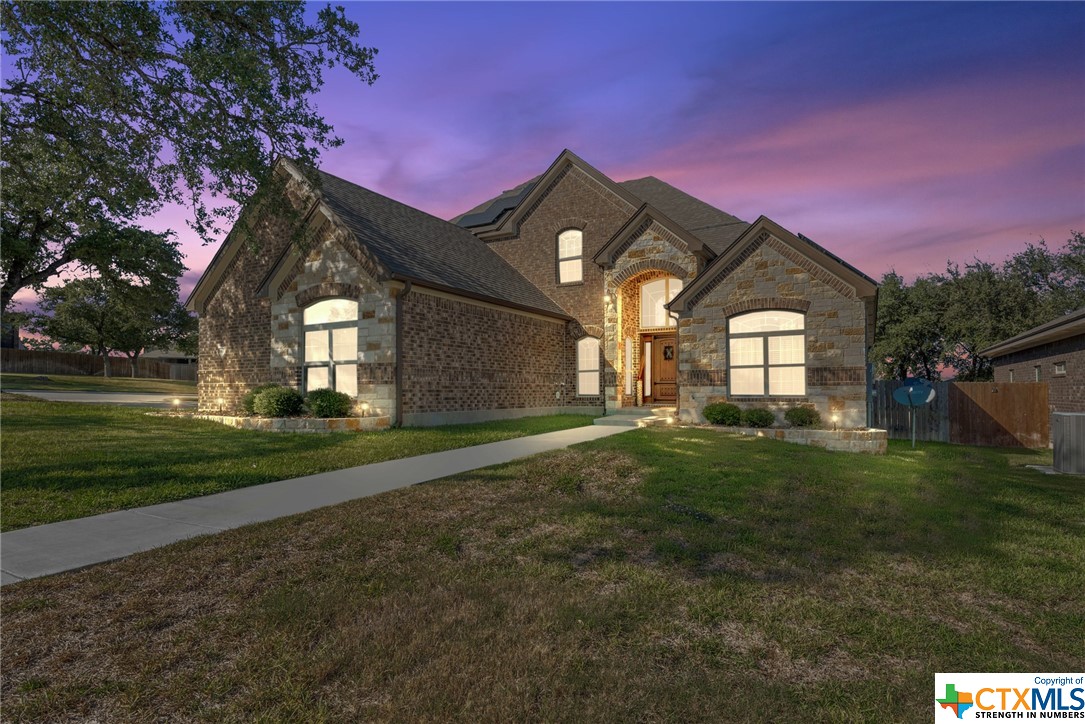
[[646, 333, 677, 403]]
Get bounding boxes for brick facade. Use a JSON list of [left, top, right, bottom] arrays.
[[197, 211, 297, 412], [399, 289, 600, 425], [992, 334, 1084, 413]]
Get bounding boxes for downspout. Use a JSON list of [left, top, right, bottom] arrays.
[[395, 280, 412, 428]]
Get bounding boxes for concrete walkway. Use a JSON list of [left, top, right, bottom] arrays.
[[13, 390, 198, 408], [0, 421, 645, 585]]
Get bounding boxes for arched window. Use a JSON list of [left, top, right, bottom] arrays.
[[557, 229, 583, 284], [727, 310, 805, 397], [302, 298, 359, 396], [576, 336, 600, 396], [640, 277, 683, 328]]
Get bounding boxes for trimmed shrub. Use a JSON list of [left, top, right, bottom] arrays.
[[241, 383, 282, 415], [307, 388, 353, 418], [742, 407, 775, 428], [703, 402, 742, 426], [784, 406, 821, 428], [253, 386, 305, 418]]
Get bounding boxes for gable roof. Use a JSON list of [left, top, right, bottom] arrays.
[[618, 177, 748, 254], [667, 216, 878, 313], [456, 149, 641, 240], [593, 203, 717, 268], [188, 160, 568, 319], [979, 307, 1085, 358], [453, 154, 749, 254]]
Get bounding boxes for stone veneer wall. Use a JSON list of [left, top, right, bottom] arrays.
[[269, 235, 397, 423], [991, 333, 1084, 414], [399, 288, 596, 425], [677, 233, 873, 427], [603, 223, 702, 408]]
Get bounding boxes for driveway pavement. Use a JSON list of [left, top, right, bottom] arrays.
[[0, 417, 645, 585], [12, 390, 197, 408]]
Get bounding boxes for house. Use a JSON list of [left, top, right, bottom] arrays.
[[981, 307, 1085, 414], [186, 150, 878, 427]]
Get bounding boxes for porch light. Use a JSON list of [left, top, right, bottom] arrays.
[[603, 294, 612, 304]]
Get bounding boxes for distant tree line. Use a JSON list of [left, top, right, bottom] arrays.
[[872, 231, 1085, 381]]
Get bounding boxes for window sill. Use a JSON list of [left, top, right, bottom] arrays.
[[557, 281, 585, 288]]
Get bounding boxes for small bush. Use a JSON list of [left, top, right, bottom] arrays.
[[307, 388, 354, 418], [253, 386, 305, 418], [241, 383, 282, 415], [742, 407, 775, 428], [702, 402, 742, 426], [784, 406, 821, 428]]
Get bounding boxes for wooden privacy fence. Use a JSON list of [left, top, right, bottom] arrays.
[[872, 380, 1049, 448], [0, 348, 197, 381]]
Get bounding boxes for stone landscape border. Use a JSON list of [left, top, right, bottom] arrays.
[[195, 414, 391, 432], [707, 425, 888, 454]]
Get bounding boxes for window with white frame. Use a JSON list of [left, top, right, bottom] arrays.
[[557, 229, 583, 284], [577, 336, 600, 396], [728, 310, 806, 397], [640, 277, 683, 328], [1054, 361, 1066, 376], [624, 337, 633, 396], [302, 298, 359, 396]]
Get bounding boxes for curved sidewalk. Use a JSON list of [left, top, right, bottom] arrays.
[[0, 422, 638, 586]]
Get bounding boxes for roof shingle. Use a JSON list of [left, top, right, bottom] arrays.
[[316, 170, 567, 318]]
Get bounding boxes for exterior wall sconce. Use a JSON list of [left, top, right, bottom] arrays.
[[603, 294, 612, 304]]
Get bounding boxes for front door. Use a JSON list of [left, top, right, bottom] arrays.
[[646, 333, 677, 403]]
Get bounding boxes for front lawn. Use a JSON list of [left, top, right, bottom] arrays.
[[0, 396, 596, 530], [2, 429, 1080, 721], [1, 372, 197, 396]]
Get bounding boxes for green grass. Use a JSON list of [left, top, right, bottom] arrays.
[[1, 372, 197, 396], [0, 396, 596, 530], [2, 427, 1081, 721]]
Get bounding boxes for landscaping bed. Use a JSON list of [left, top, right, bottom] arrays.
[[722, 425, 888, 454], [0, 428, 1073, 721]]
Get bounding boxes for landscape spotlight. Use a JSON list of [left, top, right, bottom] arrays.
[[361, 402, 370, 417]]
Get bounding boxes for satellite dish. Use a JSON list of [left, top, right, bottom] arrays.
[[892, 378, 937, 449], [892, 378, 936, 407]]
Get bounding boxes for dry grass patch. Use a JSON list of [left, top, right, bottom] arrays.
[[3, 430, 1082, 721]]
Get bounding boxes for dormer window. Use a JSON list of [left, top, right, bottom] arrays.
[[558, 229, 583, 284]]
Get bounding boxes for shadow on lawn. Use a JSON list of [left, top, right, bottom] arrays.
[[531, 430, 1077, 584]]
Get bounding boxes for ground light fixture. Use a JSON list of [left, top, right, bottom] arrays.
[[831, 413, 839, 431], [361, 402, 370, 417]]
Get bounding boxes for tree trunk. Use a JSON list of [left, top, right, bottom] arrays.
[[0, 288, 19, 349], [101, 349, 111, 377], [128, 352, 140, 378]]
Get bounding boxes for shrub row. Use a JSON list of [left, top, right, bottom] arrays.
[[241, 384, 355, 418], [702, 402, 821, 429]]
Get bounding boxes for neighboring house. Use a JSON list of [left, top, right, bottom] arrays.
[[981, 307, 1085, 414], [187, 150, 878, 427]]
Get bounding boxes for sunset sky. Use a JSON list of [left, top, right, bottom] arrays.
[[152, 2, 1084, 299]]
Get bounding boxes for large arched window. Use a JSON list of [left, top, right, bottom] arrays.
[[640, 277, 683, 328], [576, 336, 600, 396], [727, 310, 805, 397], [302, 298, 359, 396], [557, 229, 583, 284]]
